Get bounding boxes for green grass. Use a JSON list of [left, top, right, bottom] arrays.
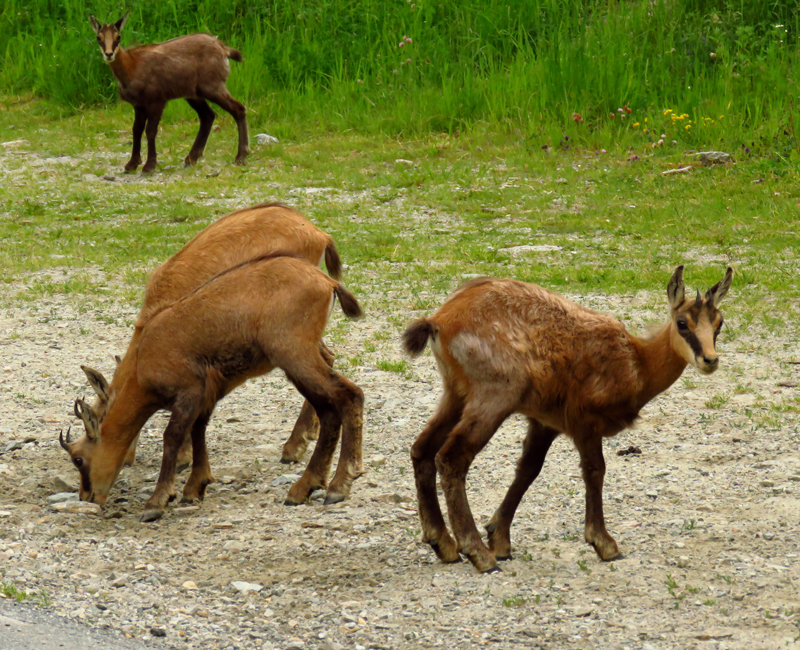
[[0, 97, 799, 343], [1, 1, 798, 146]]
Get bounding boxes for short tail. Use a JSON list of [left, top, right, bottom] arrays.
[[324, 238, 342, 281], [227, 47, 243, 62], [402, 318, 436, 356], [334, 284, 362, 319]]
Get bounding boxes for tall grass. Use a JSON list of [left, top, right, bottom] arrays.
[[1, 0, 798, 143]]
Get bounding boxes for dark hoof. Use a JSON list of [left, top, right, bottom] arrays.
[[481, 565, 502, 574], [234, 156, 248, 166], [140, 509, 164, 522], [179, 497, 200, 505], [495, 554, 513, 562], [279, 456, 299, 465], [283, 498, 303, 507], [167, 494, 177, 503]]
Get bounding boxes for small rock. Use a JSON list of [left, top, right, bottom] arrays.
[[256, 133, 279, 145], [323, 641, 345, 650], [499, 244, 562, 257], [47, 492, 79, 504], [760, 480, 775, 487], [223, 540, 245, 552], [696, 151, 731, 166], [271, 474, 300, 487], [4, 441, 23, 453], [111, 574, 129, 588], [182, 581, 198, 590], [52, 476, 78, 492], [677, 556, 690, 568], [150, 627, 167, 637], [646, 490, 658, 499], [369, 455, 387, 468], [50, 501, 101, 515], [617, 445, 642, 456], [231, 581, 263, 594], [102, 175, 117, 182]]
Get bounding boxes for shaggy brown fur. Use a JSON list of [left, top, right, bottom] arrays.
[[62, 256, 364, 522], [80, 203, 343, 470], [89, 13, 249, 173], [403, 266, 733, 572]]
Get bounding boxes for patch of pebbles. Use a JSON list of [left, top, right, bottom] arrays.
[[0, 280, 799, 650]]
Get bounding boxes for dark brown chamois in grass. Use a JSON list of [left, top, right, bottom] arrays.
[[89, 13, 249, 173], [403, 266, 733, 572], [80, 203, 343, 472], [61, 255, 364, 522]]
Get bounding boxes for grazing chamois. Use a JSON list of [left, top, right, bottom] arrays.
[[80, 203, 342, 470], [61, 255, 364, 522], [403, 266, 733, 573], [89, 13, 249, 173]]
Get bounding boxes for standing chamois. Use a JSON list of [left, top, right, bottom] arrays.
[[89, 13, 249, 173], [61, 255, 364, 522], [403, 266, 733, 573], [79, 203, 342, 471]]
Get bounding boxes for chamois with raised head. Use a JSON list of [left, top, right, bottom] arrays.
[[80, 203, 343, 471], [61, 255, 364, 522], [403, 265, 733, 573], [89, 12, 249, 173]]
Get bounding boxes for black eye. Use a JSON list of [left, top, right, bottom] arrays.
[[676, 319, 689, 330], [73, 457, 84, 468]]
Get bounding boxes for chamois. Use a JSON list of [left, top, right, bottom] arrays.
[[80, 203, 342, 470], [89, 13, 249, 173], [403, 266, 733, 573], [61, 255, 364, 522]]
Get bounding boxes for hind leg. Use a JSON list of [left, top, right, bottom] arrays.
[[125, 106, 146, 172], [181, 412, 215, 503], [411, 393, 464, 564], [486, 418, 559, 560], [323, 373, 364, 504], [184, 98, 216, 166], [205, 86, 249, 164], [281, 342, 334, 463], [123, 432, 140, 466]]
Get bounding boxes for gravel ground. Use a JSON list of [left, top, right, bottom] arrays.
[[1, 266, 799, 650]]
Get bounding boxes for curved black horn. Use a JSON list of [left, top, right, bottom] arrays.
[[694, 289, 702, 306], [59, 426, 72, 452]]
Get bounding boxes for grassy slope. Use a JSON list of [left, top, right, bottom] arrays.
[[0, 97, 798, 349]]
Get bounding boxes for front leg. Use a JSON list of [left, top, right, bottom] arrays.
[[142, 409, 193, 522], [575, 434, 620, 560], [125, 106, 147, 172], [141, 104, 164, 174]]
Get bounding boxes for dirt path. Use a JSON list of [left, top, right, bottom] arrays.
[[1, 274, 799, 650]]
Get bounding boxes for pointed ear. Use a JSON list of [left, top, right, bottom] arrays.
[[81, 365, 109, 405], [114, 355, 122, 368], [89, 15, 102, 34], [705, 266, 733, 307], [74, 398, 100, 442], [667, 265, 685, 310], [115, 11, 130, 31]]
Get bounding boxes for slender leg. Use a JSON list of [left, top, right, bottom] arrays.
[[436, 402, 513, 573], [281, 401, 319, 463], [181, 412, 215, 503], [410, 393, 464, 564], [141, 104, 164, 174], [125, 106, 147, 172], [281, 342, 334, 463], [184, 98, 216, 166], [575, 433, 619, 560], [323, 373, 364, 504], [142, 407, 195, 522], [204, 87, 249, 164], [486, 419, 559, 559]]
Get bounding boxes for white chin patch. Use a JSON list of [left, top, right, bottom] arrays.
[[104, 52, 116, 63]]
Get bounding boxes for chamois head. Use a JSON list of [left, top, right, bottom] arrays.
[[89, 12, 129, 63], [59, 398, 118, 505], [667, 265, 733, 374], [59, 360, 123, 505]]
